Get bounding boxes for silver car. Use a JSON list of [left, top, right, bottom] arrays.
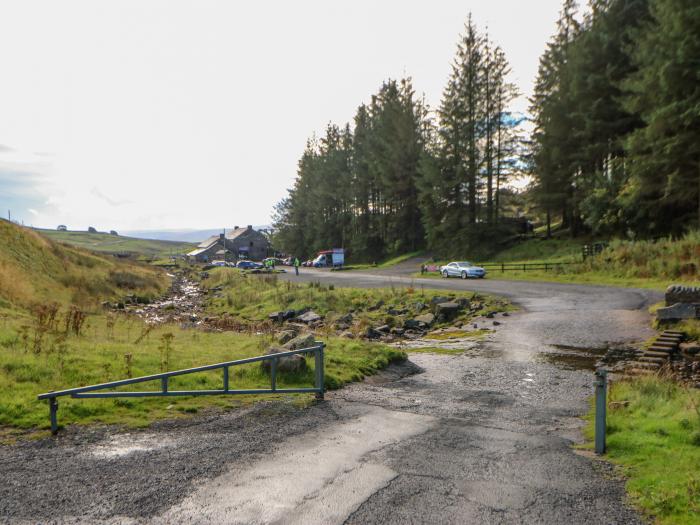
[[440, 261, 486, 279]]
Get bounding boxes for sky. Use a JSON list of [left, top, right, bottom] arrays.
[[0, 0, 565, 232]]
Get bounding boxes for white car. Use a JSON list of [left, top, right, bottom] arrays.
[[440, 261, 486, 279]]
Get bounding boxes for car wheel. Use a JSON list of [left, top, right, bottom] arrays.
[[479, 275, 485, 279], [442, 270, 448, 278], [461, 271, 467, 279]]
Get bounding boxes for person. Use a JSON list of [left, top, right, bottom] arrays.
[[294, 257, 300, 276]]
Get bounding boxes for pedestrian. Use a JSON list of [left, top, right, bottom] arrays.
[[294, 257, 300, 276]]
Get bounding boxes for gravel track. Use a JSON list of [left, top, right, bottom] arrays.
[[0, 271, 662, 524]]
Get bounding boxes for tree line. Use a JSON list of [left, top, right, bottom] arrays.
[[273, 15, 522, 260], [530, 0, 700, 238]]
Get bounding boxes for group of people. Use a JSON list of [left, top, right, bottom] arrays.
[[265, 257, 302, 275]]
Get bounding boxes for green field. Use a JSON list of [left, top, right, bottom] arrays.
[[34, 228, 195, 258], [584, 376, 700, 525]]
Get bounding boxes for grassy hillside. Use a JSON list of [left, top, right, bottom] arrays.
[[418, 231, 700, 289], [35, 228, 195, 257], [0, 220, 167, 310]]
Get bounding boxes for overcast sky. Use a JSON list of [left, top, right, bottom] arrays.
[[0, 0, 565, 231]]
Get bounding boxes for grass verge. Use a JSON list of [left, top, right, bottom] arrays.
[[0, 314, 404, 433], [584, 376, 700, 524]]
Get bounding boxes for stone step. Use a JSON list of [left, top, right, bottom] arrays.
[[644, 351, 671, 359], [653, 341, 678, 348], [626, 367, 655, 375], [628, 361, 661, 370], [639, 356, 667, 364], [648, 346, 674, 353], [656, 336, 682, 343], [662, 330, 684, 337]]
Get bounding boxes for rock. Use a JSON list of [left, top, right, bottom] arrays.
[[387, 307, 408, 316], [415, 313, 435, 326], [283, 333, 317, 351], [435, 302, 462, 318], [268, 311, 284, 323], [376, 324, 391, 333], [337, 313, 353, 325], [368, 300, 385, 311], [366, 327, 383, 339], [485, 312, 495, 319], [390, 327, 405, 336], [340, 331, 355, 339], [680, 342, 700, 356], [277, 330, 297, 345], [261, 347, 308, 374], [430, 296, 449, 305], [457, 298, 470, 308], [493, 320, 501, 326], [656, 303, 700, 321], [665, 285, 700, 306], [502, 312, 510, 317], [296, 310, 322, 324], [414, 302, 426, 313]]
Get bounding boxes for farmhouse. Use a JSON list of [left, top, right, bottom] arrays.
[[187, 225, 270, 263]]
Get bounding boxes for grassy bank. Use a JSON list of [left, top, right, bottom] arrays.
[[585, 376, 700, 524], [415, 231, 700, 290], [203, 268, 511, 330], [0, 220, 168, 310], [0, 313, 404, 433]]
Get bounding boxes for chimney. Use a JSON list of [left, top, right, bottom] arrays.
[[219, 233, 225, 241], [247, 225, 252, 231], [234, 225, 239, 230]]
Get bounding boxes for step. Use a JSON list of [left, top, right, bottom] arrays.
[[656, 336, 682, 343], [648, 346, 675, 353], [626, 367, 655, 375], [628, 361, 660, 370], [662, 330, 684, 337], [653, 341, 678, 348], [639, 356, 667, 364], [644, 351, 671, 359]]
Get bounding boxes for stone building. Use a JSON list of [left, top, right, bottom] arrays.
[[187, 225, 270, 263]]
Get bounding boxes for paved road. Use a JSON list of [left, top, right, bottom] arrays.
[[1, 271, 662, 524]]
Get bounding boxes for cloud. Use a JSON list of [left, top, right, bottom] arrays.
[[28, 208, 38, 216], [90, 187, 132, 207], [0, 144, 15, 153]]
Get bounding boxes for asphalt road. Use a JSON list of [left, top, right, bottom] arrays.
[[1, 270, 662, 524]]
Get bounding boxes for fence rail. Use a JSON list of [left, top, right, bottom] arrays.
[[424, 261, 579, 273], [38, 343, 325, 434]]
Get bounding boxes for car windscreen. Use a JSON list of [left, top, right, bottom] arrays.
[[457, 262, 472, 267]]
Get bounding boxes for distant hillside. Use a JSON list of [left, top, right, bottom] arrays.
[[121, 226, 272, 243], [1, 220, 168, 309], [34, 228, 195, 257]]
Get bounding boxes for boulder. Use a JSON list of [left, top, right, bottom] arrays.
[[435, 302, 462, 318], [366, 327, 383, 339], [335, 313, 353, 330], [390, 327, 405, 336], [368, 300, 385, 311], [296, 310, 322, 324], [430, 296, 450, 305], [283, 333, 317, 351], [680, 342, 700, 356], [387, 307, 408, 316], [657, 303, 700, 321], [277, 330, 297, 345], [375, 324, 391, 333], [261, 346, 307, 374], [415, 313, 435, 326], [414, 302, 426, 313], [665, 285, 700, 306], [340, 331, 355, 339]]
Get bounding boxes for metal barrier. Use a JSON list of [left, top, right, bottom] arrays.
[[594, 369, 607, 454], [38, 342, 325, 435]]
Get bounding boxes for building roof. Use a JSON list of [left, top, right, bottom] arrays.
[[187, 247, 212, 257], [197, 235, 220, 249]]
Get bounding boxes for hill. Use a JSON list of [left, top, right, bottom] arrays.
[[0, 220, 167, 310], [33, 228, 195, 258]]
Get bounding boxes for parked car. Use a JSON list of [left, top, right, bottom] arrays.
[[439, 261, 486, 279], [236, 260, 264, 270], [303, 259, 314, 267], [263, 257, 283, 266], [211, 260, 227, 267]]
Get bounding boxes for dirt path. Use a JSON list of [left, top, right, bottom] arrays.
[[0, 273, 661, 524]]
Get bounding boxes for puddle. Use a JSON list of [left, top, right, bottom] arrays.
[[89, 433, 176, 459], [537, 344, 639, 371]]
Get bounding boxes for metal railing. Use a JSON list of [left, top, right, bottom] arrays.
[[38, 342, 325, 435], [477, 262, 579, 272]]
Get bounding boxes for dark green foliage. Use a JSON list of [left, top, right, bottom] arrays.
[[530, 0, 699, 238]]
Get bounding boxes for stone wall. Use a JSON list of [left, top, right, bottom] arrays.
[[665, 285, 700, 306]]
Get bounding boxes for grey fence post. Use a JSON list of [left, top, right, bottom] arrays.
[[49, 397, 58, 435], [594, 369, 607, 454], [315, 344, 325, 400]]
